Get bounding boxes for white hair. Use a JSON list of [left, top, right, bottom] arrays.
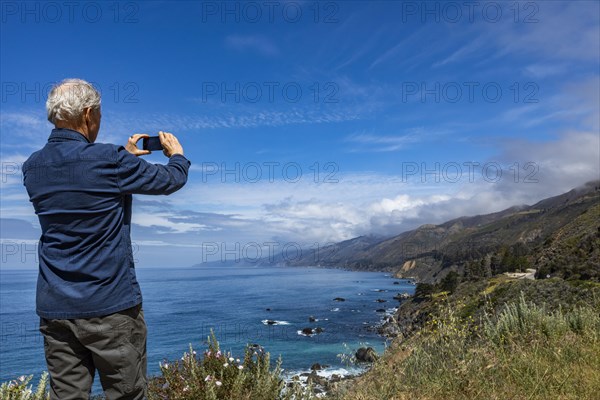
[[46, 78, 101, 124]]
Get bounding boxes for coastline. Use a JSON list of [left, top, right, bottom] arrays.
[[2, 265, 408, 397], [279, 269, 412, 396]]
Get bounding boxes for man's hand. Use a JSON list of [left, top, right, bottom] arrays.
[[125, 134, 151, 156], [159, 131, 184, 158]]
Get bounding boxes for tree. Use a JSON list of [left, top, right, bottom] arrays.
[[439, 271, 460, 293], [414, 283, 435, 299]]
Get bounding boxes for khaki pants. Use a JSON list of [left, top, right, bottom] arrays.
[[39, 303, 147, 400]]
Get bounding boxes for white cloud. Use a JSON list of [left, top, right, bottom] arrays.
[[0, 111, 48, 133], [157, 122, 599, 245], [131, 213, 209, 234], [132, 240, 203, 248], [3, 129, 597, 265]]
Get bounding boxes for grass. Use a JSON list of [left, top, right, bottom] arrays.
[[328, 290, 600, 400]]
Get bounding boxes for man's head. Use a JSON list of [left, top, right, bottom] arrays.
[[46, 79, 102, 142]]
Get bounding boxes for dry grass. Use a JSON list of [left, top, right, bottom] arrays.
[[329, 294, 600, 400]]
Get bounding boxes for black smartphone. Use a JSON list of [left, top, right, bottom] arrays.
[[142, 136, 163, 151]]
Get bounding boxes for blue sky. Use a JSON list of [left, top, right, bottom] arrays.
[[1, 0, 599, 268]]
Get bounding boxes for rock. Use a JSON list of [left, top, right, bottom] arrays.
[[302, 327, 314, 335], [355, 347, 378, 362], [399, 260, 416, 274], [315, 327, 324, 333], [307, 371, 327, 386], [311, 363, 323, 371], [333, 297, 346, 302], [393, 281, 400, 285], [266, 320, 277, 325], [249, 343, 264, 353], [375, 299, 387, 303], [376, 308, 386, 313], [377, 315, 401, 338], [308, 315, 317, 322]]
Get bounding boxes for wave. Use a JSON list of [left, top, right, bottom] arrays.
[[282, 365, 366, 381], [261, 319, 290, 326]]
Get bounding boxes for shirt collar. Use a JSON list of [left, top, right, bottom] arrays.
[[48, 128, 91, 144]]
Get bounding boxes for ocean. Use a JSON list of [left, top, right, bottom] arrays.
[[0, 265, 414, 395]]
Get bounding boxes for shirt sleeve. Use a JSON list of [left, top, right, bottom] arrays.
[[116, 146, 191, 195]]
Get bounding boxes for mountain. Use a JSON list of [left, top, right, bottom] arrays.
[[276, 181, 600, 283]]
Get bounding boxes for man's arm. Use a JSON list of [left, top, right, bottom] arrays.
[[116, 132, 190, 195]]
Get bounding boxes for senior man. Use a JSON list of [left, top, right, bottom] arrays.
[[22, 78, 191, 399]]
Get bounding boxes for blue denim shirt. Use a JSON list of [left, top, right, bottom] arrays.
[[23, 128, 191, 319]]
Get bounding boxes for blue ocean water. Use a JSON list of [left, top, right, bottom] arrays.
[[0, 265, 414, 395]]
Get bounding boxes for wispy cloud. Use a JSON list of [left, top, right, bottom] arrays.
[[225, 34, 279, 57], [1, 104, 366, 145], [490, 2, 599, 62], [432, 36, 487, 68], [3, 126, 598, 267], [522, 63, 568, 79], [344, 132, 422, 152], [369, 27, 429, 70], [0, 111, 48, 132], [107, 103, 368, 133]]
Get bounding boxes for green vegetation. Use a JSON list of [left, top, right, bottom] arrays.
[[147, 331, 309, 400], [0, 373, 49, 400], [1, 332, 312, 400], [329, 279, 600, 400]]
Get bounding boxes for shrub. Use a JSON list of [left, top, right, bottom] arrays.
[[414, 282, 435, 298], [1, 333, 314, 400], [0, 372, 49, 400], [147, 330, 311, 400]]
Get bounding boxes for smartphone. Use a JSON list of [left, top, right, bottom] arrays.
[[142, 136, 163, 151]]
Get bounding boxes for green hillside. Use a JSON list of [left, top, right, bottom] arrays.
[[284, 181, 600, 285]]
